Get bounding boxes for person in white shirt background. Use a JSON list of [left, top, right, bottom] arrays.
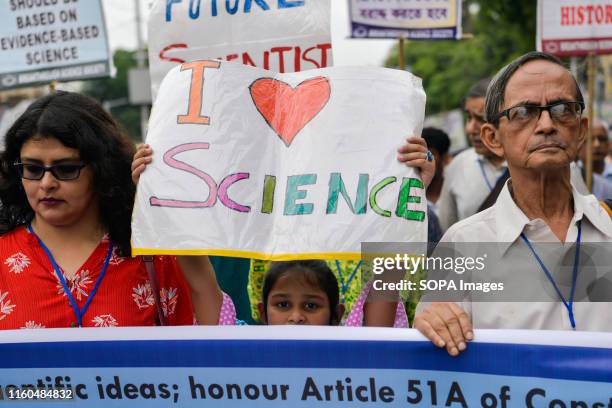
[[588, 121, 612, 183], [437, 79, 508, 231], [413, 51, 612, 357], [575, 120, 612, 201]]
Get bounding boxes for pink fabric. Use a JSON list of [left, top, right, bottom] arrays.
[[217, 292, 237, 325], [345, 280, 408, 328]]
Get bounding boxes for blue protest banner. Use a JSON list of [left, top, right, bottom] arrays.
[[0, 327, 610, 407]]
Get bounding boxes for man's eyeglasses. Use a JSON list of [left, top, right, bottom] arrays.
[[491, 101, 584, 126], [14, 161, 87, 181]]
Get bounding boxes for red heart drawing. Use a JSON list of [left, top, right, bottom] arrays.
[[249, 76, 331, 147]]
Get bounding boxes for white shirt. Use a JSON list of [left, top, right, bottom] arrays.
[[604, 162, 612, 181], [419, 180, 612, 331], [572, 161, 612, 201], [592, 172, 612, 201], [437, 148, 507, 231]]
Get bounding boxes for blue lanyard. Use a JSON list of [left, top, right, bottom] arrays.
[[520, 220, 582, 330], [335, 260, 362, 304], [477, 159, 506, 192], [28, 224, 113, 328]]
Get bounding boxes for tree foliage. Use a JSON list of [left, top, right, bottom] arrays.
[[385, 0, 537, 114], [81, 50, 144, 141]]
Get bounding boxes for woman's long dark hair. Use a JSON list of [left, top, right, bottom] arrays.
[[0, 91, 136, 256]]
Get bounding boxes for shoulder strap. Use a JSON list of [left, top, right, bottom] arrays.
[[477, 168, 510, 213], [142, 256, 167, 326]]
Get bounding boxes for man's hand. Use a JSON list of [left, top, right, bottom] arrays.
[[131, 143, 153, 185], [397, 136, 435, 188], [413, 302, 473, 356]]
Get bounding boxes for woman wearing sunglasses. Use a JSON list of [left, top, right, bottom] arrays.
[[0, 91, 231, 329]]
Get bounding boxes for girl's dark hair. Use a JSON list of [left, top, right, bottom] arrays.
[[262, 260, 340, 325], [0, 91, 136, 256]]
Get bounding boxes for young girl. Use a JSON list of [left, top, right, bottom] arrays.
[[258, 260, 344, 325], [258, 260, 407, 327]]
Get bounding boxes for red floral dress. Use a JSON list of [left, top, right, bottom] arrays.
[[0, 226, 194, 329]]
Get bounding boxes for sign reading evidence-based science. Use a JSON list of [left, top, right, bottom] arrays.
[[131, 61, 427, 260], [148, 0, 332, 98], [0, 327, 611, 407], [537, 0, 612, 56], [349, 0, 462, 40], [0, 0, 111, 89]]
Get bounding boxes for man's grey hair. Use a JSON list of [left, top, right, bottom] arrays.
[[466, 78, 491, 99], [484, 51, 584, 127]]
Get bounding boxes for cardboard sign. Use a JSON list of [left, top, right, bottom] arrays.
[[0, 0, 111, 89], [348, 0, 462, 40], [131, 61, 427, 260], [148, 0, 332, 98], [537, 0, 612, 56]]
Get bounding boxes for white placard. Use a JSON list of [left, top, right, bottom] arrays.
[[348, 0, 462, 40], [537, 0, 612, 56], [0, 0, 111, 89], [148, 0, 332, 99], [132, 61, 427, 260]]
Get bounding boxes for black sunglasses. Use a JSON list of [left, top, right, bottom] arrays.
[[14, 161, 87, 181]]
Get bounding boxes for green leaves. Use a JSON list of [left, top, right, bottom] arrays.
[[386, 0, 537, 115], [82, 50, 144, 141]]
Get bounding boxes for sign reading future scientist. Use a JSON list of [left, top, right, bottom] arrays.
[[0, 0, 111, 90]]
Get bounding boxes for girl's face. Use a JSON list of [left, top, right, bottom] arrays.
[[19, 137, 98, 228], [263, 273, 333, 326]]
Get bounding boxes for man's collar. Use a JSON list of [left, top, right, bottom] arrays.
[[575, 186, 612, 239], [494, 180, 530, 253], [494, 179, 612, 252]]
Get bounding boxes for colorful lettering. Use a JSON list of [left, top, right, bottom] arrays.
[[369, 177, 396, 218], [244, 0, 270, 13], [284, 174, 317, 215], [150, 143, 218, 208], [159, 43, 187, 63], [218, 173, 251, 212], [226, 0, 239, 15], [278, 0, 304, 8], [261, 175, 277, 214], [396, 178, 425, 222], [166, 0, 182, 21], [189, 0, 201, 19], [326, 173, 368, 215], [177, 60, 221, 125]]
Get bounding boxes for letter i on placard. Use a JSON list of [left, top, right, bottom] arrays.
[[178, 61, 221, 125]]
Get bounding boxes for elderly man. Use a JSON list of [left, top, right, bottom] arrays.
[[414, 52, 612, 356], [437, 79, 508, 231]]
